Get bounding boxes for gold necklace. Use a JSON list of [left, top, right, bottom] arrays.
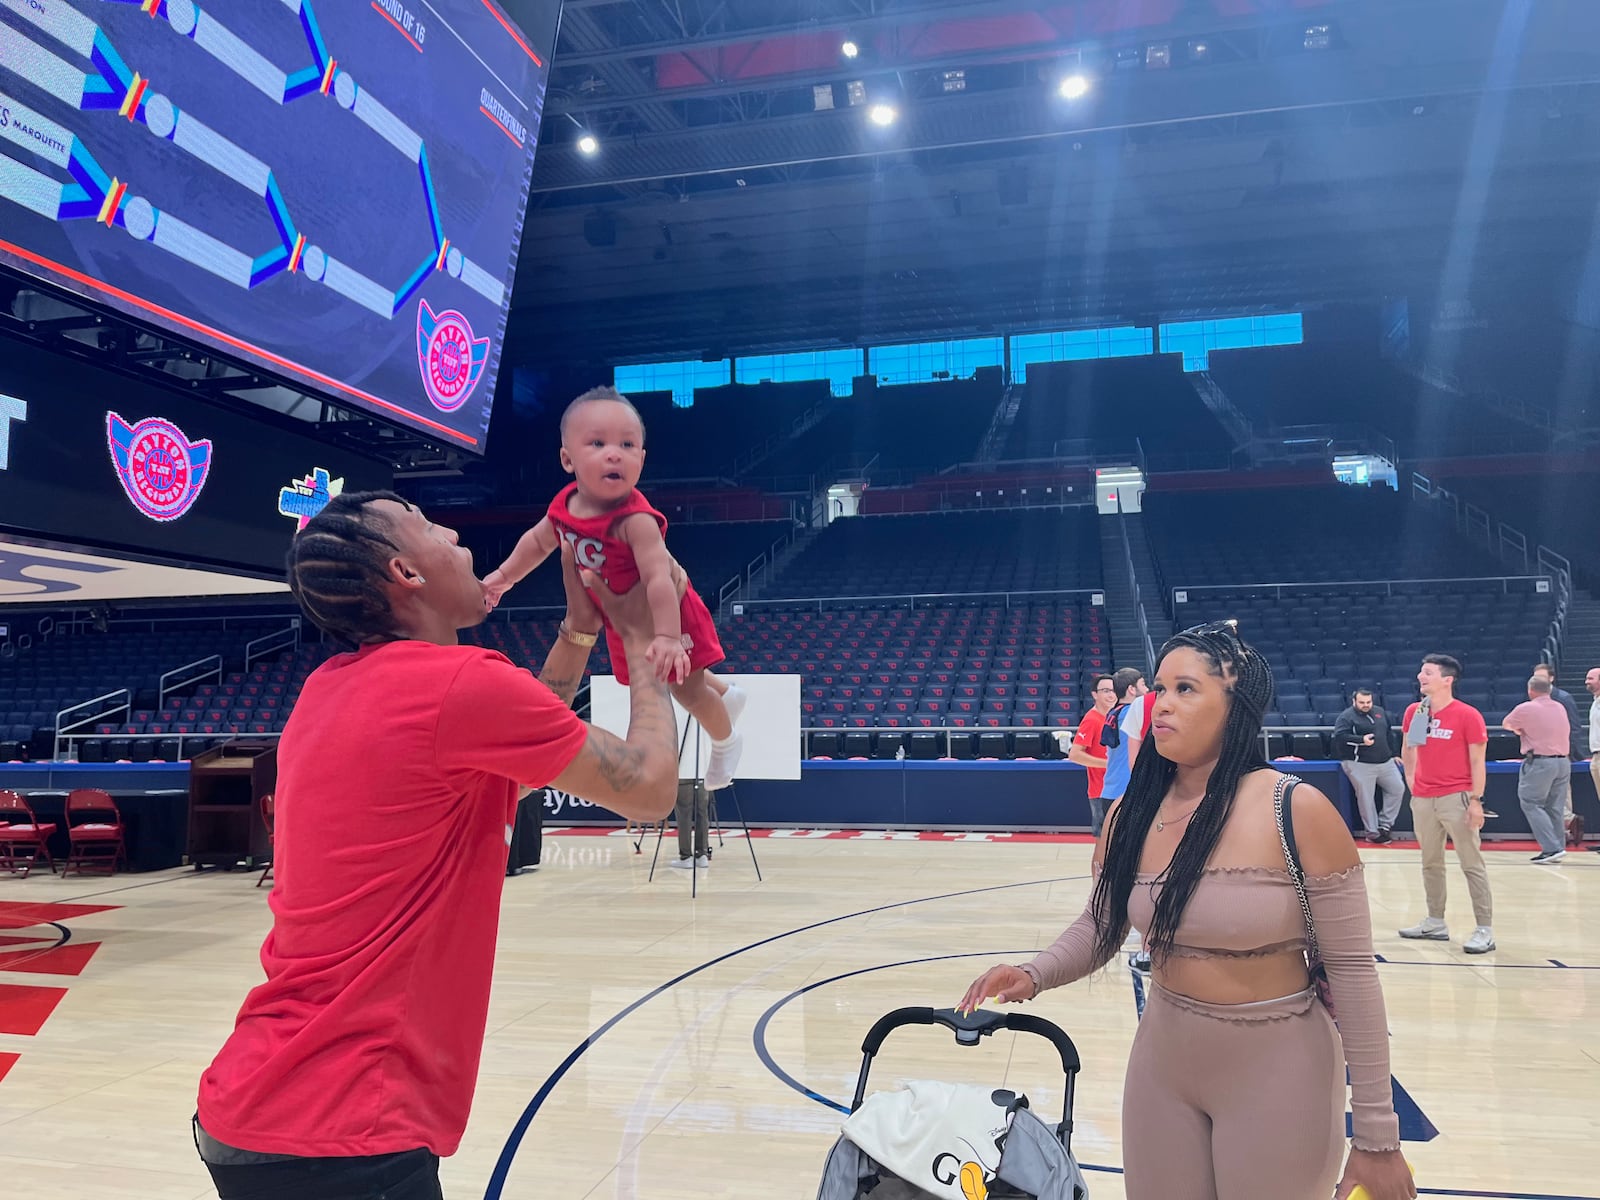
[[1156, 797, 1205, 832]]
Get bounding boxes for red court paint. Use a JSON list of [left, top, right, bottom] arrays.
[[0, 984, 69, 1037]]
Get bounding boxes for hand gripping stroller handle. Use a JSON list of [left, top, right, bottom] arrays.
[[852, 1008, 1081, 1150]]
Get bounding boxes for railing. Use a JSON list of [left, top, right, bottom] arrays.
[[1115, 509, 1157, 672], [976, 383, 1024, 463], [1171, 574, 1553, 609], [731, 394, 839, 478], [718, 525, 805, 612], [159, 655, 221, 711], [1412, 471, 1572, 668], [1255, 422, 1397, 466], [245, 624, 300, 671], [53, 688, 131, 759], [733, 587, 1102, 615], [1537, 546, 1572, 668]]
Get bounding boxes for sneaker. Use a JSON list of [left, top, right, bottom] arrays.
[[1531, 850, 1566, 864], [1398, 917, 1449, 941], [1464, 926, 1496, 954], [704, 731, 744, 791], [693, 854, 710, 870], [1372, 828, 1394, 845], [668, 856, 696, 870], [722, 684, 748, 729], [1130, 952, 1152, 973]]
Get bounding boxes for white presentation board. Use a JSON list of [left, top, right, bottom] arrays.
[[588, 673, 802, 781]]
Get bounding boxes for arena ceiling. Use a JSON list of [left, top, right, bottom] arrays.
[[501, 0, 1600, 366]]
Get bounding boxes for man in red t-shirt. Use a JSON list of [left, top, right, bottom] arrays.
[[1062, 673, 1117, 834], [1398, 653, 1494, 954], [195, 492, 680, 1199]]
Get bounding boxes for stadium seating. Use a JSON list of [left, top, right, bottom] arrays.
[[765, 509, 1102, 599], [1140, 486, 1554, 751], [1005, 358, 1233, 464], [753, 374, 1003, 480], [461, 518, 797, 608], [1206, 344, 1546, 457], [0, 619, 290, 760]]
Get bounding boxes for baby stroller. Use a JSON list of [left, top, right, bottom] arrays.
[[817, 1006, 1089, 1200]]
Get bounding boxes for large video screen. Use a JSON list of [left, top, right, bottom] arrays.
[[0, 337, 391, 575], [0, 0, 558, 453]]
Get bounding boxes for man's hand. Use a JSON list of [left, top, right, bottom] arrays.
[[1466, 798, 1486, 831], [646, 635, 691, 685], [579, 567, 655, 651], [557, 541, 601, 634], [1362, 734, 1376, 747]]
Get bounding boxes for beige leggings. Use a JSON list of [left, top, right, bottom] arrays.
[[1123, 983, 1344, 1200]]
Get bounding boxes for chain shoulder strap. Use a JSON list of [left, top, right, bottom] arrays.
[[1272, 772, 1321, 966]]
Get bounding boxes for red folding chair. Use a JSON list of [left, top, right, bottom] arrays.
[[62, 789, 126, 877], [257, 794, 275, 888], [0, 790, 58, 877]]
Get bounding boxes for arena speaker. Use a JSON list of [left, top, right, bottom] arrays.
[[583, 211, 618, 247]]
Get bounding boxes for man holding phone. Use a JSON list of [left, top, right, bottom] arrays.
[[1332, 688, 1405, 843]]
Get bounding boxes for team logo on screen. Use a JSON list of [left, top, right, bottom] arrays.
[[106, 412, 213, 522], [417, 300, 490, 412], [277, 467, 345, 530]]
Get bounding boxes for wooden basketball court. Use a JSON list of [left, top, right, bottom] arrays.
[[1, 833, 1594, 1199]]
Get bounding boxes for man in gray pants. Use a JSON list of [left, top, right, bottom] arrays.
[[1503, 674, 1573, 864], [1332, 688, 1405, 842]]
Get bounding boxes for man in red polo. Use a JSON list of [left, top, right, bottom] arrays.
[[1398, 653, 1493, 954], [1062, 673, 1117, 834]]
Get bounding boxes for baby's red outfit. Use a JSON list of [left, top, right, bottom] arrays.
[[546, 482, 725, 685]]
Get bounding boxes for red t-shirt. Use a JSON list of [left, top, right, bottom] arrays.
[[1071, 708, 1109, 798], [198, 641, 588, 1158], [546, 482, 666, 593], [1402, 698, 1487, 796]]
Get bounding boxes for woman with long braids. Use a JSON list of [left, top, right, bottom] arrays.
[[959, 621, 1415, 1200]]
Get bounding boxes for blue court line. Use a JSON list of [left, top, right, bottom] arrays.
[[486, 874, 1597, 1200], [482, 875, 1087, 1200], [750, 950, 1039, 1114], [749, 952, 1595, 1200]]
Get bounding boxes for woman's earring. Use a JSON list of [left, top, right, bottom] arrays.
[[415, 576, 426, 584]]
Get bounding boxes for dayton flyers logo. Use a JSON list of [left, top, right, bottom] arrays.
[[277, 467, 344, 530], [417, 300, 489, 412], [106, 412, 212, 522]]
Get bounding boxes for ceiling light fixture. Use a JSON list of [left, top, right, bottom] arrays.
[[1058, 73, 1090, 100]]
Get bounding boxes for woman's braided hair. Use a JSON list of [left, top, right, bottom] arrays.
[[1088, 620, 1276, 965], [285, 490, 412, 648]]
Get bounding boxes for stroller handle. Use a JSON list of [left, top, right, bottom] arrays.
[[851, 1007, 1082, 1149], [859, 1006, 1081, 1073]]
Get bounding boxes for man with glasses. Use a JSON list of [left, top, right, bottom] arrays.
[[1060, 673, 1118, 835]]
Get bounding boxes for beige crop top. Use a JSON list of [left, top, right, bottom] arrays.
[[1019, 863, 1401, 1152]]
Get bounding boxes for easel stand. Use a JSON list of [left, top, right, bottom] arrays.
[[644, 716, 763, 898]]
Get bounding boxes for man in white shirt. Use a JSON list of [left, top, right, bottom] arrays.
[[1586, 667, 1600, 759]]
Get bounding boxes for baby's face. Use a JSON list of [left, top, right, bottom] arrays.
[[560, 400, 645, 502]]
